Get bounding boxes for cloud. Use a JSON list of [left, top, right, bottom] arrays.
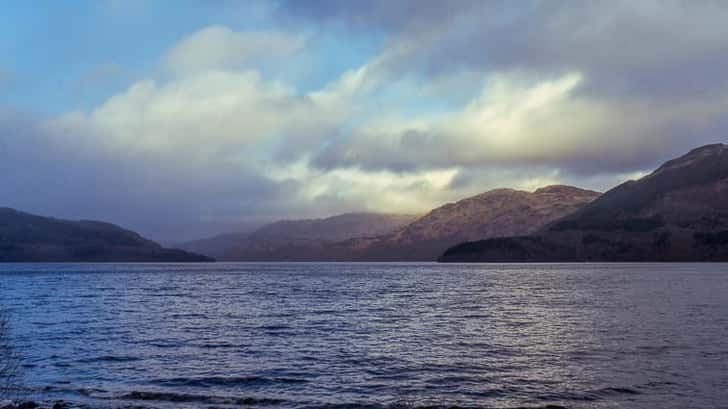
[[56, 69, 353, 160], [280, 0, 728, 98], [314, 70, 726, 175], [278, 0, 728, 181], [162, 26, 306, 77]]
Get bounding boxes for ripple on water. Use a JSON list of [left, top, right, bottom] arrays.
[[76, 355, 142, 363], [117, 390, 284, 406], [149, 376, 309, 388]]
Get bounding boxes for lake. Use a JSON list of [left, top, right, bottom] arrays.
[[0, 263, 727, 408]]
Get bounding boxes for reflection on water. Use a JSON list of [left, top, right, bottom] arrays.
[[0, 262, 727, 408]]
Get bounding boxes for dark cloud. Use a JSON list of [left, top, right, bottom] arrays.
[[313, 127, 669, 177], [277, 0, 499, 32], [281, 0, 728, 98]]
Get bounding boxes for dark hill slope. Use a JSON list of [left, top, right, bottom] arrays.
[[0, 208, 211, 262]]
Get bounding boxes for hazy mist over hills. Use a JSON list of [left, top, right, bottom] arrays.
[[178, 213, 417, 260]]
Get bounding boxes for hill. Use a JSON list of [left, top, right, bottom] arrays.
[[178, 213, 418, 260], [0, 208, 212, 262], [326, 185, 600, 261], [440, 144, 728, 262]]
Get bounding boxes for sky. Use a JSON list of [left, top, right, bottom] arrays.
[[2, 0, 728, 242]]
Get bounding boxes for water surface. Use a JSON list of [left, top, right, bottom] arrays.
[[1, 263, 727, 408]]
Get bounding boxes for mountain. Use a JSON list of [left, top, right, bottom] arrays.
[[0, 208, 212, 262], [440, 144, 728, 262], [324, 185, 601, 261], [178, 213, 418, 260]]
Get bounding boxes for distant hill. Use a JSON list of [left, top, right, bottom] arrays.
[[178, 213, 418, 260], [440, 144, 728, 262], [174, 232, 250, 260], [0, 208, 212, 262], [325, 185, 600, 261]]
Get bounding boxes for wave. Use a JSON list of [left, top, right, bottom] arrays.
[[76, 355, 141, 363], [534, 385, 642, 403], [193, 341, 240, 349], [298, 403, 572, 409], [593, 386, 641, 396], [117, 390, 283, 406], [149, 375, 308, 387]]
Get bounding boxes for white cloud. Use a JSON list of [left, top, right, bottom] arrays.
[[315, 69, 728, 176], [162, 26, 306, 77], [54, 70, 335, 164], [266, 159, 460, 214]]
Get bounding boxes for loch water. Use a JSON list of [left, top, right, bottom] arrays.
[[0, 263, 727, 409]]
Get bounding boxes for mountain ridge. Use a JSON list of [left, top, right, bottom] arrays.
[[440, 143, 728, 262], [323, 185, 600, 261]]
